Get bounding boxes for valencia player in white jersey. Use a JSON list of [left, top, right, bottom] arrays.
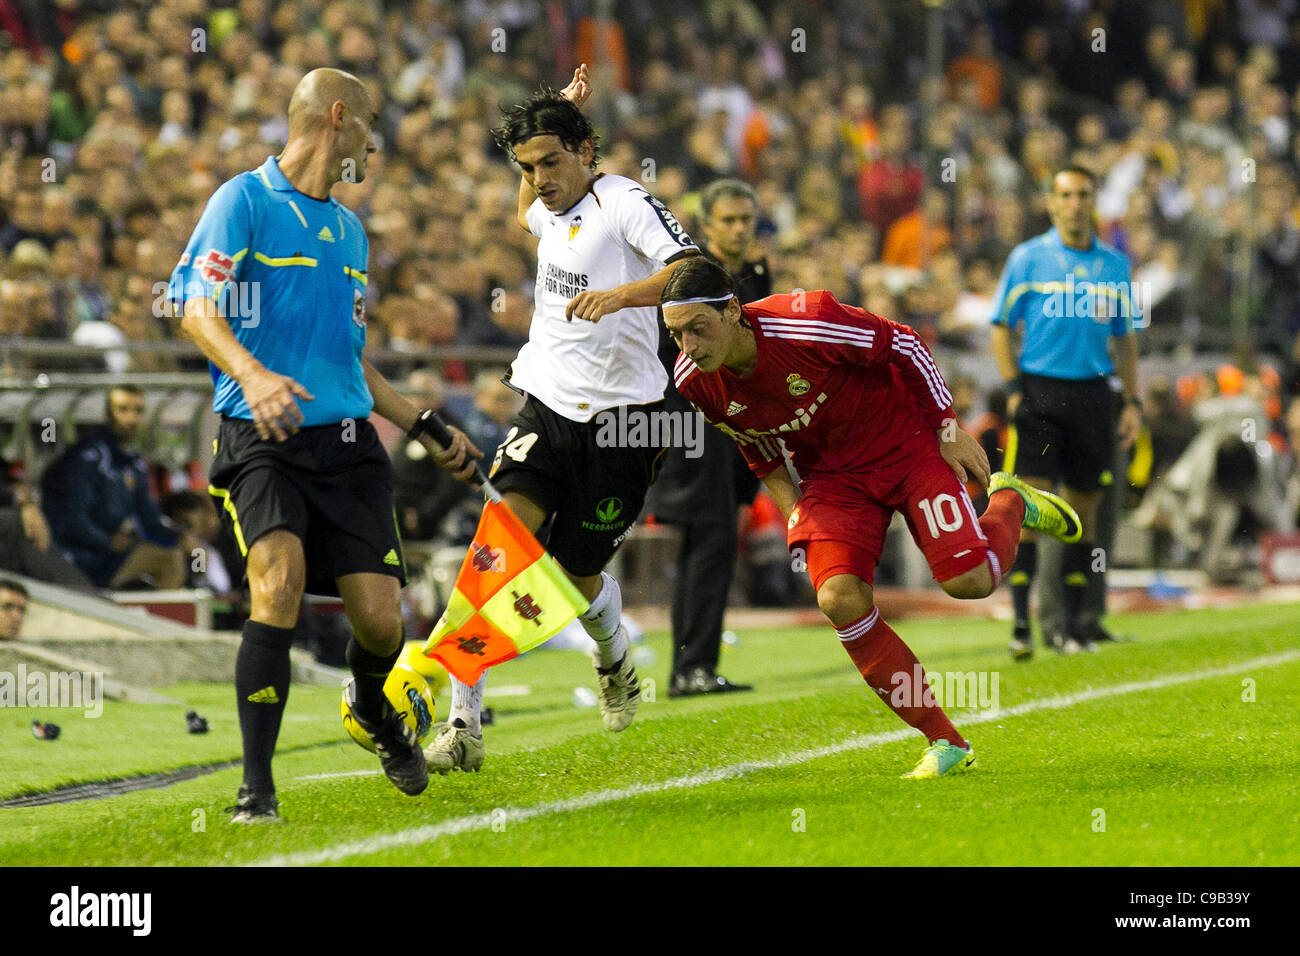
[[426, 66, 699, 773]]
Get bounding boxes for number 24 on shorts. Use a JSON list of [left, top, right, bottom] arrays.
[[497, 427, 538, 465], [917, 493, 964, 538]]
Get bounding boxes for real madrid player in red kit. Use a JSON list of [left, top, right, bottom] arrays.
[[664, 257, 1082, 777]]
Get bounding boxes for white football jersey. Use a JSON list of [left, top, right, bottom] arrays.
[[510, 173, 698, 422]]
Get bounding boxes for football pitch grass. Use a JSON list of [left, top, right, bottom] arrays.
[[2, 601, 1297, 866]]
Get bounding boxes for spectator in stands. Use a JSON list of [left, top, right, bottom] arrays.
[[0, 188, 43, 253], [856, 105, 922, 236], [0, 578, 27, 641], [161, 489, 239, 594], [40, 385, 186, 590], [462, 365, 523, 456], [0, 454, 91, 589], [946, 23, 1002, 112], [881, 188, 953, 270]]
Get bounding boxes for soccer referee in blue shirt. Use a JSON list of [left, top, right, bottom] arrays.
[[990, 166, 1142, 658], [170, 68, 480, 821]]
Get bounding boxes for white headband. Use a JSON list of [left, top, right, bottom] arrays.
[[661, 293, 736, 309]]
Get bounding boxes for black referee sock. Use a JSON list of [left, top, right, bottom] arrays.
[[346, 638, 401, 724], [235, 621, 294, 794], [1062, 541, 1093, 639], [1008, 540, 1037, 636]]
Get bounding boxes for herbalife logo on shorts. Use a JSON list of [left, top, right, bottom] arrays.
[[582, 497, 624, 531]]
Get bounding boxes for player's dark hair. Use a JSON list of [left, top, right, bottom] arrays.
[[491, 87, 600, 169], [659, 255, 751, 327], [660, 255, 738, 307], [1049, 164, 1097, 190]]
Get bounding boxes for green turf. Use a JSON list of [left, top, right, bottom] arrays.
[[2, 602, 1297, 866]]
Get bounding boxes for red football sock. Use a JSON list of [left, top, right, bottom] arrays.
[[835, 609, 968, 749], [980, 489, 1025, 585]]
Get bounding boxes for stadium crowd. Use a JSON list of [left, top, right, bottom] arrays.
[[3, 0, 1300, 587]]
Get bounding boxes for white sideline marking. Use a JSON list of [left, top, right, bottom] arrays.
[[295, 770, 381, 781], [251, 650, 1300, 867]]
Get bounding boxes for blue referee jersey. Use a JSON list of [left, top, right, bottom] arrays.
[[169, 156, 373, 426], [989, 227, 1139, 380]]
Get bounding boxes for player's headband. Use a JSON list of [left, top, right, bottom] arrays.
[[661, 294, 735, 310]]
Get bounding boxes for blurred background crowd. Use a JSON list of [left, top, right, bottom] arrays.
[[3, 0, 1300, 596]]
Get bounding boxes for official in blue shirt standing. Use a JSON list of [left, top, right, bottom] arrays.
[[990, 166, 1142, 658], [170, 68, 480, 820]]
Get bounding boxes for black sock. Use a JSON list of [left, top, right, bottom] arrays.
[[235, 621, 293, 793], [1008, 540, 1037, 636], [1062, 541, 1093, 639], [346, 637, 400, 724]]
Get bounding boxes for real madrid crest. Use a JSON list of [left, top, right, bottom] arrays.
[[353, 287, 366, 328], [787, 372, 810, 396]]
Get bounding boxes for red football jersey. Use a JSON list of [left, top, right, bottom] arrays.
[[675, 291, 955, 480]]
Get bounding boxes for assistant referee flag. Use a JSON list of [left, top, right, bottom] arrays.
[[424, 500, 590, 684]]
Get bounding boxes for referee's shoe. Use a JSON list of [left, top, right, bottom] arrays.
[[351, 699, 430, 796]]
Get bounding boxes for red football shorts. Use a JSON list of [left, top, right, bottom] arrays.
[[788, 446, 993, 591]]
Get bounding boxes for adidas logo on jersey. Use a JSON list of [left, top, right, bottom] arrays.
[[247, 686, 280, 704], [383, 549, 401, 566], [726, 401, 748, 416], [318, 226, 334, 242]]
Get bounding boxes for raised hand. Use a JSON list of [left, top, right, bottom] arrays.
[[560, 63, 591, 108]]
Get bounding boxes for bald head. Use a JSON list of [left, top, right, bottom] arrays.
[[287, 68, 370, 139]]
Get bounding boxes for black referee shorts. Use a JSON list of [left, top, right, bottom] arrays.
[[208, 416, 405, 597], [487, 394, 668, 578], [1006, 373, 1118, 492]]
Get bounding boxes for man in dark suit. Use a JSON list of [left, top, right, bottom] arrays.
[[647, 179, 771, 696]]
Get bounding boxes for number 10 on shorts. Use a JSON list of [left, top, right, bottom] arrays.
[[917, 493, 964, 538]]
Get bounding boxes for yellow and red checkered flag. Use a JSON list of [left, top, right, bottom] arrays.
[[424, 500, 589, 683], [412, 410, 589, 684]]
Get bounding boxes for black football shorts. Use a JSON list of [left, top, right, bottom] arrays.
[[1006, 373, 1118, 492], [208, 416, 405, 596], [488, 394, 668, 577]]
